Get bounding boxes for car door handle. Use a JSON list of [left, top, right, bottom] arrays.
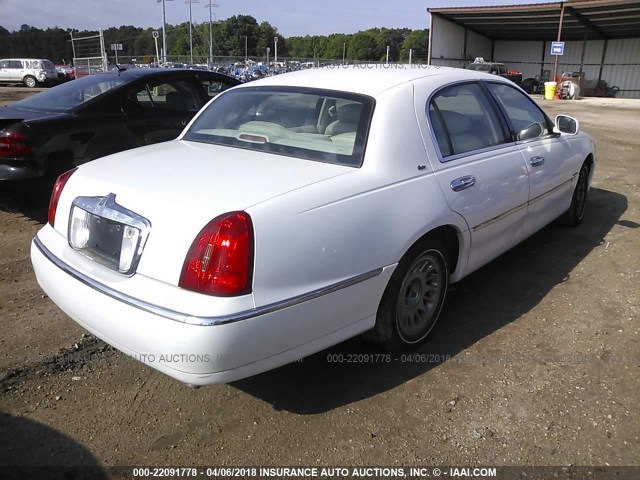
[[450, 176, 476, 192], [530, 156, 545, 167]]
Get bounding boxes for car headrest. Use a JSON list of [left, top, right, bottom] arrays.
[[337, 103, 362, 123], [439, 110, 472, 135]]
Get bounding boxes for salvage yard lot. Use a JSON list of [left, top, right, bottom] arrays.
[[0, 86, 638, 470]]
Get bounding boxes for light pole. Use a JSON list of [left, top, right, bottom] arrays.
[[205, 1, 218, 66], [157, 0, 175, 64], [153, 31, 160, 64], [386, 45, 390, 64], [342, 42, 346, 65], [185, 0, 200, 65], [274, 36, 278, 65]]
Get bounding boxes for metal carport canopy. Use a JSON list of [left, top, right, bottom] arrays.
[[427, 0, 640, 41]]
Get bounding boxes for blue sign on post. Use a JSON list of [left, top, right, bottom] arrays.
[[550, 42, 565, 55]]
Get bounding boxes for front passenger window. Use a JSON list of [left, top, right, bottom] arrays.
[[486, 83, 551, 141], [429, 82, 508, 158], [201, 79, 233, 99]]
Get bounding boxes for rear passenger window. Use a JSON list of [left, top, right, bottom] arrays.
[[129, 80, 200, 111], [429, 83, 507, 158], [486, 83, 551, 141]]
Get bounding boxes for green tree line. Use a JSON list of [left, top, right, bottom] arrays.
[[0, 16, 428, 63]]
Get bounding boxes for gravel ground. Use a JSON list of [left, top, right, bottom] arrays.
[[0, 86, 638, 478]]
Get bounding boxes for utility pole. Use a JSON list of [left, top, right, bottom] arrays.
[[386, 45, 390, 64], [342, 42, 346, 65], [245, 35, 248, 63]]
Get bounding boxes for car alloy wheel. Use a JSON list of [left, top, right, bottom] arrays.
[[560, 162, 589, 226], [573, 165, 589, 222], [371, 238, 449, 353], [396, 249, 447, 344], [24, 76, 38, 88]]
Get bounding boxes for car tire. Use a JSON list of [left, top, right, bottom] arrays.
[[559, 163, 589, 226], [23, 76, 38, 88], [370, 237, 449, 353]]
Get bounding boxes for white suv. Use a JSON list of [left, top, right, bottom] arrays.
[[0, 58, 58, 87]]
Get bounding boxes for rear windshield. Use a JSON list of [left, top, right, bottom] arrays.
[[13, 74, 127, 112], [183, 86, 374, 167]]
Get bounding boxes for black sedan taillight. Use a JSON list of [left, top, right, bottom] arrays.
[[0, 130, 33, 157]]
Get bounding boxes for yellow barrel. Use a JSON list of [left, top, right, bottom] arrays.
[[544, 81, 557, 100]]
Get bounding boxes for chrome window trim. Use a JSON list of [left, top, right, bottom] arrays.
[[433, 141, 518, 164], [425, 80, 514, 164], [34, 236, 383, 327]]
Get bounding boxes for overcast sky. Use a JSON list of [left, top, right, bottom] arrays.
[[2, 0, 530, 36]]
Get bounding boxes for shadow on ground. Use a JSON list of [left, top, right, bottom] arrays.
[[0, 412, 108, 479], [0, 178, 52, 224], [232, 188, 630, 414]]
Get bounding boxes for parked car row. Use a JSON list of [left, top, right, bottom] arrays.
[[0, 68, 239, 181], [0, 58, 58, 87], [26, 65, 595, 385]]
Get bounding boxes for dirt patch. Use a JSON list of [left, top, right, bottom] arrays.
[[0, 87, 638, 473], [0, 86, 46, 106]]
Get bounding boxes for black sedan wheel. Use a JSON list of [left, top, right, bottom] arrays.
[[372, 238, 449, 353]]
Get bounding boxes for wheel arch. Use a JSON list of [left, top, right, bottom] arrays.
[[403, 224, 462, 277], [584, 153, 595, 185]]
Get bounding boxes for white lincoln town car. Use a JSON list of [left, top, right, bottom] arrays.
[[31, 65, 595, 385]]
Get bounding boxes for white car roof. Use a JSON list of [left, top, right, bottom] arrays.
[[239, 64, 497, 97]]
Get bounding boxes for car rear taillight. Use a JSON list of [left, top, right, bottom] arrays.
[[48, 168, 77, 227], [0, 130, 33, 157], [179, 212, 254, 297]]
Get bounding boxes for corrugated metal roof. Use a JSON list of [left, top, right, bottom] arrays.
[[428, 0, 640, 40]]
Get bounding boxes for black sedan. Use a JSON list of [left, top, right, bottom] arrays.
[[0, 68, 240, 181]]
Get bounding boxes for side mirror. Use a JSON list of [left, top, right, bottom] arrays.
[[554, 115, 579, 135], [517, 122, 544, 141]]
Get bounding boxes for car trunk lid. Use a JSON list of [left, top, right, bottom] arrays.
[[57, 139, 353, 285]]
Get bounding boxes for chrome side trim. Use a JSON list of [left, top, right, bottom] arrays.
[[472, 202, 528, 232], [528, 176, 575, 206], [34, 236, 383, 327], [473, 176, 575, 232], [189, 267, 383, 326]]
